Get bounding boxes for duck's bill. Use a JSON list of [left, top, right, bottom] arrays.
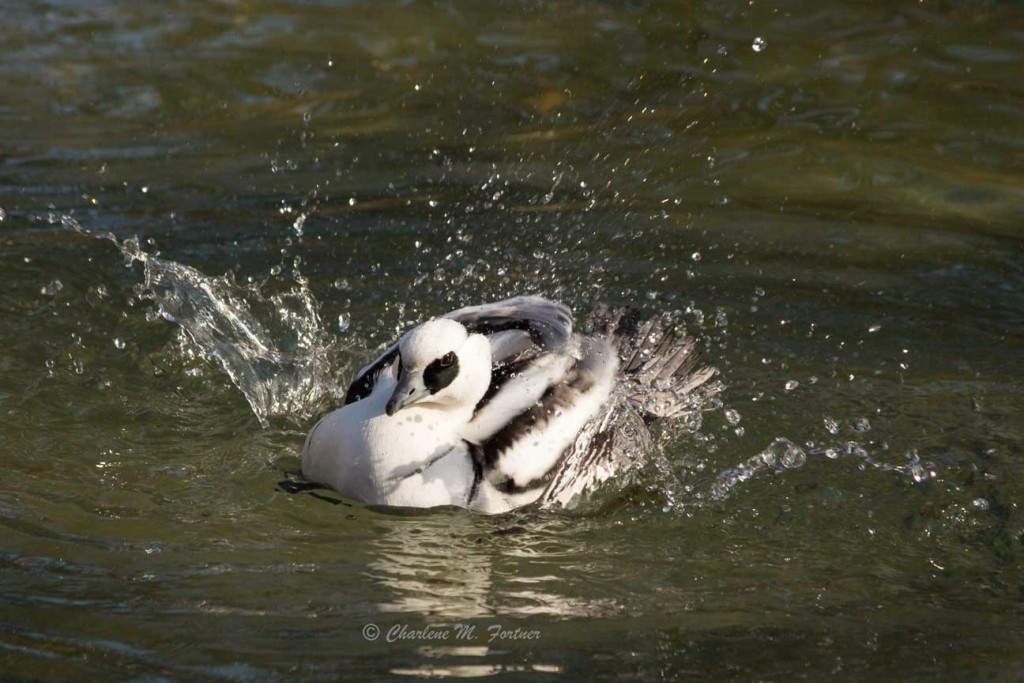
[[386, 373, 430, 416]]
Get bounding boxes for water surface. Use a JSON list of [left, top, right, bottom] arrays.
[[2, 1, 1023, 680]]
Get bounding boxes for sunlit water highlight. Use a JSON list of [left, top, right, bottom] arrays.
[[1, 1, 1022, 680], [60, 210, 933, 520]]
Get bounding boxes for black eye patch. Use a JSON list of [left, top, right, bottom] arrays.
[[423, 351, 459, 394]]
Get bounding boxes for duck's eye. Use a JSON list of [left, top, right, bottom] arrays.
[[424, 352, 459, 393]]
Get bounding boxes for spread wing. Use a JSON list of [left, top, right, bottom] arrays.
[[344, 296, 574, 407], [444, 296, 573, 353]]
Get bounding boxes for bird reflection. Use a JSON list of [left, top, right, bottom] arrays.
[[364, 510, 619, 620]]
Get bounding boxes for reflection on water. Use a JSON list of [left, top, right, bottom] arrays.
[[367, 512, 622, 621], [1, 0, 1023, 680], [369, 514, 498, 620]]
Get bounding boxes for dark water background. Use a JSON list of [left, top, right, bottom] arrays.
[[2, 1, 1023, 680]]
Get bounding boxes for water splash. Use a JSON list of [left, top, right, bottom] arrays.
[[700, 434, 940, 506], [710, 437, 806, 500], [62, 215, 346, 426]]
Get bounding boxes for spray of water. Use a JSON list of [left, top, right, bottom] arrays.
[[62, 215, 346, 426], [61, 215, 930, 514]]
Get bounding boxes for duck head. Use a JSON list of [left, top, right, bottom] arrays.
[[386, 318, 492, 416]]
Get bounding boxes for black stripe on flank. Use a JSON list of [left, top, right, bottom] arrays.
[[467, 441, 485, 505], [477, 359, 598, 489], [473, 356, 535, 414], [495, 470, 556, 496]]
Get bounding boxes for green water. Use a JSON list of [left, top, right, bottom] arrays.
[[2, 1, 1023, 680]]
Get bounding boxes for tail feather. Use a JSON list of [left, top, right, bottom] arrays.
[[583, 303, 721, 422], [541, 303, 723, 509]]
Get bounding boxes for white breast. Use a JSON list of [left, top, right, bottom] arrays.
[[302, 373, 475, 508]]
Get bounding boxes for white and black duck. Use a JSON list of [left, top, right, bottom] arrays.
[[300, 296, 719, 514]]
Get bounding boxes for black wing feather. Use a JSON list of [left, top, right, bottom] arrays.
[[345, 297, 572, 408], [445, 296, 573, 350], [344, 344, 399, 405]]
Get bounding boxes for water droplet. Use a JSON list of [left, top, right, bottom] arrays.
[[724, 408, 742, 426], [823, 416, 840, 435], [972, 497, 989, 511], [41, 279, 64, 297], [784, 380, 799, 392], [0, 207, 6, 221], [846, 441, 868, 459], [338, 314, 350, 334], [691, 251, 702, 262], [333, 278, 350, 291], [754, 286, 766, 297], [867, 324, 881, 333], [141, 186, 149, 194], [348, 197, 357, 206], [853, 417, 871, 433], [763, 437, 806, 469], [113, 338, 126, 350], [752, 36, 766, 52], [782, 447, 806, 469], [906, 451, 927, 482]]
